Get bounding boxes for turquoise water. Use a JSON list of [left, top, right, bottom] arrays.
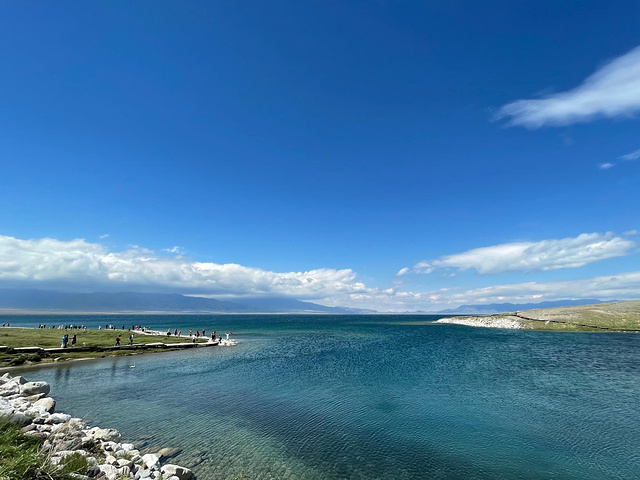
[[4, 314, 640, 479]]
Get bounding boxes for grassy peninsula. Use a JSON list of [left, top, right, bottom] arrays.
[[0, 328, 210, 368], [437, 300, 640, 332]]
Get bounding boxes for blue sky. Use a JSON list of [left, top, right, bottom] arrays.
[[1, 1, 639, 311]]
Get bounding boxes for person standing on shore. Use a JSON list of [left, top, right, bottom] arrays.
[[129, 334, 134, 345], [116, 335, 121, 346], [71, 334, 77, 347]]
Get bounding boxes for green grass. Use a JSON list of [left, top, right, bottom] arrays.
[[0, 418, 86, 480], [0, 328, 209, 368], [0, 328, 207, 349]]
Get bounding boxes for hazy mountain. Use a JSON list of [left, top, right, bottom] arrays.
[[439, 299, 609, 315], [0, 289, 368, 314]]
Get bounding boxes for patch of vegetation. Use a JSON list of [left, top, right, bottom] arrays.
[[59, 452, 88, 476], [0, 418, 85, 480]]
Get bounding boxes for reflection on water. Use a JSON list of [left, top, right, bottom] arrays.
[[7, 314, 640, 479]]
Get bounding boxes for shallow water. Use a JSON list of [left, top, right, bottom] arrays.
[[4, 314, 640, 479]]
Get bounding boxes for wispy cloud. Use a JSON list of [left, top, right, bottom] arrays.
[[597, 147, 640, 170], [99, 234, 109, 239], [495, 45, 640, 128], [399, 233, 636, 276], [620, 148, 640, 161], [162, 246, 184, 254]]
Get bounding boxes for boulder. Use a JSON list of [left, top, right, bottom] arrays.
[[141, 453, 159, 469], [11, 411, 31, 426], [105, 455, 118, 465], [98, 464, 119, 480], [48, 413, 71, 424], [85, 465, 101, 477], [117, 458, 133, 469], [161, 464, 193, 480], [20, 381, 50, 396], [93, 427, 121, 443], [136, 468, 152, 479], [157, 446, 182, 458], [33, 397, 56, 414], [0, 382, 20, 397], [25, 393, 47, 403], [12, 375, 28, 385], [119, 465, 131, 476]]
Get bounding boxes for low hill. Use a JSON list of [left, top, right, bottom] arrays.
[[0, 289, 367, 314], [437, 300, 640, 332], [439, 299, 608, 315]]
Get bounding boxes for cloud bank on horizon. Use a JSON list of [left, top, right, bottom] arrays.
[[495, 45, 640, 128], [400, 232, 636, 276], [1, 233, 640, 312]]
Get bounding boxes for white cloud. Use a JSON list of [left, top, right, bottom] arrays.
[[401, 233, 636, 275], [599, 162, 614, 170], [0, 235, 368, 299], [325, 271, 640, 312], [2, 234, 640, 313], [495, 45, 640, 128], [620, 148, 640, 161], [162, 246, 184, 254], [99, 234, 109, 239], [443, 271, 640, 306]]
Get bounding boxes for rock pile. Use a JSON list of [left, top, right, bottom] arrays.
[[0, 372, 194, 480]]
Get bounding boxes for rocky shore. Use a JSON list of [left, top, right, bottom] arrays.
[[436, 315, 524, 329], [0, 372, 194, 480]]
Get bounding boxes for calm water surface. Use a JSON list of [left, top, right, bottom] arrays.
[[4, 314, 640, 479]]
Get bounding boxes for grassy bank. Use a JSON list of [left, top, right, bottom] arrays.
[[0, 328, 210, 368], [0, 419, 87, 480]]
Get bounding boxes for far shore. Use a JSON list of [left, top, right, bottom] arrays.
[[0, 326, 217, 369], [436, 300, 640, 332]]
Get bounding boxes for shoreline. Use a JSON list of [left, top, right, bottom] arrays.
[[1, 371, 196, 479], [0, 326, 223, 369]]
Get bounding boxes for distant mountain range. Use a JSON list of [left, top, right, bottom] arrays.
[[438, 299, 611, 315], [0, 289, 372, 314]]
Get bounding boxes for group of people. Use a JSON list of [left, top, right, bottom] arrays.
[[1, 323, 10, 327], [60, 334, 77, 348], [163, 328, 230, 344], [115, 334, 135, 346]]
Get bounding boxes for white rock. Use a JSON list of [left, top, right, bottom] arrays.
[[117, 458, 133, 468], [94, 427, 121, 443], [142, 453, 160, 469], [105, 455, 118, 465], [101, 441, 118, 451], [12, 375, 28, 385], [20, 381, 50, 396], [121, 442, 135, 451], [33, 397, 56, 414], [0, 382, 20, 396], [161, 464, 194, 480], [98, 464, 119, 480], [48, 413, 71, 424]]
